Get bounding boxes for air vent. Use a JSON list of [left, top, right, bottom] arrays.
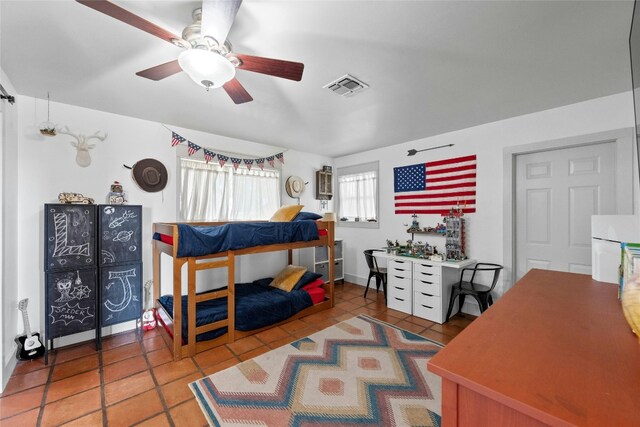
[[323, 74, 369, 97]]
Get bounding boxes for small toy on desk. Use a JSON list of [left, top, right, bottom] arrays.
[[407, 212, 421, 232]]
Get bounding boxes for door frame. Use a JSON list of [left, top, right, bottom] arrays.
[[502, 128, 635, 292]]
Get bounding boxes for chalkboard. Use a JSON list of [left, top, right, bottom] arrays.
[[45, 204, 96, 272], [99, 205, 142, 266], [45, 268, 97, 339], [100, 263, 142, 326]]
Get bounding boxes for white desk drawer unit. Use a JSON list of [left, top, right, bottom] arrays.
[[387, 259, 413, 314], [377, 255, 476, 324]]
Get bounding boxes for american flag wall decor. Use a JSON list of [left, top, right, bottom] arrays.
[[393, 154, 477, 215]]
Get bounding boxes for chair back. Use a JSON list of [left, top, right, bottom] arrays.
[[466, 263, 503, 291], [364, 249, 382, 272]]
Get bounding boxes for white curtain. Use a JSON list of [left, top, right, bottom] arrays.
[[338, 171, 377, 220], [180, 158, 280, 221], [231, 168, 280, 220]]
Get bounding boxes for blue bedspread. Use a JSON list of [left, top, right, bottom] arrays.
[[159, 221, 320, 258], [158, 278, 313, 343]]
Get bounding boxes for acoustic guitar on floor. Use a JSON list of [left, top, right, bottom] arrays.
[[16, 298, 44, 360]]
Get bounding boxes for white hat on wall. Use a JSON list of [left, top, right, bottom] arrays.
[[285, 175, 305, 198]]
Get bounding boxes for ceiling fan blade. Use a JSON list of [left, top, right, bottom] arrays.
[[201, 0, 243, 46], [76, 0, 181, 45], [136, 60, 183, 81], [223, 78, 253, 104], [235, 54, 304, 81]]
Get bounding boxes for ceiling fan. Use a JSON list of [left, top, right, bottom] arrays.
[[76, 0, 304, 104]]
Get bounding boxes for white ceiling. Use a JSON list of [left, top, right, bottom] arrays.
[[1, 1, 634, 157]]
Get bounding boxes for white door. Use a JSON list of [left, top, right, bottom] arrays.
[[515, 142, 617, 281]]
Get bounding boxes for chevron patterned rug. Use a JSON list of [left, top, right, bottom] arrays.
[[190, 315, 443, 426]]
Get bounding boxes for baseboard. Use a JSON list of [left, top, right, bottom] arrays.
[[343, 273, 366, 287], [2, 348, 17, 393]]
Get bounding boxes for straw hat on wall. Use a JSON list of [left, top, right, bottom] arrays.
[[285, 175, 305, 198]]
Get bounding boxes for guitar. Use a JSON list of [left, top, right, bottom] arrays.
[[15, 298, 44, 360]]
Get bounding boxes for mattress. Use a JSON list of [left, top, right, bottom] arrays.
[[158, 278, 313, 342], [153, 221, 321, 257]]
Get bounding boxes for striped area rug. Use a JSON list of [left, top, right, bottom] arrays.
[[190, 315, 443, 426]]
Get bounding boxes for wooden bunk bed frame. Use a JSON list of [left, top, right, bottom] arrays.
[[152, 220, 335, 361]]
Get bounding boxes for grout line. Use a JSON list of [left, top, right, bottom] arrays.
[[140, 332, 176, 427], [98, 349, 107, 427], [36, 350, 56, 425]]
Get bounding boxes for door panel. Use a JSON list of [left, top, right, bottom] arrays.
[[515, 142, 616, 281], [568, 186, 598, 248]]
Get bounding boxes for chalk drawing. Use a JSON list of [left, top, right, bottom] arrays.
[[52, 212, 91, 258], [102, 250, 116, 264], [128, 245, 137, 252], [70, 285, 91, 300], [104, 268, 136, 312], [49, 303, 94, 325], [55, 279, 73, 302], [113, 230, 133, 242], [108, 210, 137, 229], [55, 271, 92, 302], [103, 206, 115, 214]]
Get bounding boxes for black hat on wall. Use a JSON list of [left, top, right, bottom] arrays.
[[131, 158, 168, 192]]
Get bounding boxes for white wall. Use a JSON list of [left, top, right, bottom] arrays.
[[334, 91, 636, 312], [2, 93, 331, 391], [1, 69, 20, 391]]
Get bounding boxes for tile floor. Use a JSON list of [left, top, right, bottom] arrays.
[[0, 282, 475, 426]]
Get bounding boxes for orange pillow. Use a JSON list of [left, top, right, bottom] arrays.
[[269, 265, 308, 292], [270, 205, 304, 222]]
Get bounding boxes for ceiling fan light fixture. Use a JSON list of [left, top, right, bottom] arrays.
[[178, 49, 236, 89]]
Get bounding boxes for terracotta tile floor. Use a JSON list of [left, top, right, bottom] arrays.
[[0, 282, 475, 426]]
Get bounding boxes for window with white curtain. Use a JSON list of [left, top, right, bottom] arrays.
[[337, 161, 379, 228], [180, 158, 280, 221]]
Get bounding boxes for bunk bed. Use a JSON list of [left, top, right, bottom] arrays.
[[152, 220, 335, 360]]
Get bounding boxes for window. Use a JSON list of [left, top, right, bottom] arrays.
[[179, 158, 280, 221], [337, 161, 379, 228]]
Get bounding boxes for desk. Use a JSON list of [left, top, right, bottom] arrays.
[[428, 269, 640, 426], [374, 252, 475, 323]]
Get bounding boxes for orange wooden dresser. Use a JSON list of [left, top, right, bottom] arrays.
[[428, 269, 640, 426]]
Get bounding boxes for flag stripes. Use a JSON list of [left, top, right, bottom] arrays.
[[394, 154, 477, 215]]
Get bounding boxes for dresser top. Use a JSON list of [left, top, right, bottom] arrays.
[[374, 251, 475, 269], [428, 269, 640, 426]]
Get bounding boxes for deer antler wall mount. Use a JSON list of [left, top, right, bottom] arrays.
[[56, 126, 108, 167]]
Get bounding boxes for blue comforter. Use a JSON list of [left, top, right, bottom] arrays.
[[161, 221, 320, 257], [158, 278, 313, 343]]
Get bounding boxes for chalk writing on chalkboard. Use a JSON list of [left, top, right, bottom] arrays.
[[48, 206, 95, 269], [108, 210, 137, 229], [52, 212, 90, 257], [104, 268, 136, 312], [54, 270, 93, 302], [101, 250, 116, 264], [99, 206, 141, 266], [49, 303, 94, 326]]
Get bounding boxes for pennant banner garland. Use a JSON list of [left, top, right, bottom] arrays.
[[230, 157, 242, 170], [187, 141, 201, 156], [168, 130, 284, 171], [203, 149, 215, 163], [171, 132, 186, 147], [267, 156, 275, 167]]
